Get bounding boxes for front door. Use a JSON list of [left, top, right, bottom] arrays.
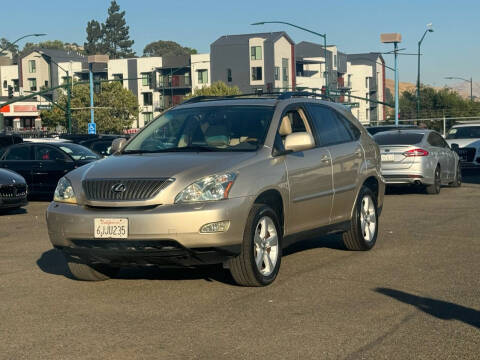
[[279, 106, 333, 234], [0, 144, 35, 187], [33, 145, 75, 194]]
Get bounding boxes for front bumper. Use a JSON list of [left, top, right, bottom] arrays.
[[0, 196, 28, 209], [47, 197, 253, 266]]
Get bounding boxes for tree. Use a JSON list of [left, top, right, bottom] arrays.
[[19, 40, 84, 58], [143, 40, 197, 57], [40, 82, 139, 133], [184, 81, 241, 99], [0, 38, 19, 58], [84, 20, 104, 55], [102, 0, 135, 58]]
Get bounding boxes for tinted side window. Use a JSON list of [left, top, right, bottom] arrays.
[[35, 145, 68, 161], [428, 133, 443, 147], [4, 145, 32, 160], [335, 112, 361, 140], [307, 104, 353, 146]]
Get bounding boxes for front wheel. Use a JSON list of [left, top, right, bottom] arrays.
[[228, 204, 282, 286], [343, 186, 378, 251]]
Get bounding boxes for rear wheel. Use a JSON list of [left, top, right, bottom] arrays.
[[451, 162, 462, 187], [228, 204, 281, 286], [66, 258, 119, 281], [343, 186, 378, 251], [426, 165, 441, 194]]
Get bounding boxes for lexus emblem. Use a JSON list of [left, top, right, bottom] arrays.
[[111, 183, 126, 193]]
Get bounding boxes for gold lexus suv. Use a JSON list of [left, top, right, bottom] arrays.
[[47, 93, 385, 286]]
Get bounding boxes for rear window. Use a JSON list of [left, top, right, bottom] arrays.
[[373, 132, 425, 145]]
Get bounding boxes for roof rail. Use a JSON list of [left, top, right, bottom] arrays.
[[180, 91, 334, 105]]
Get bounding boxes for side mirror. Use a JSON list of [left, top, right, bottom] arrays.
[[450, 143, 459, 152], [284, 132, 315, 152], [111, 138, 127, 154]]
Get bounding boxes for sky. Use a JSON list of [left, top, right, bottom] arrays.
[[2, 0, 479, 86]]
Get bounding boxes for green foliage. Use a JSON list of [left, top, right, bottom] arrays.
[[84, 1, 135, 58], [399, 86, 480, 131], [184, 81, 241, 99], [19, 40, 85, 58], [0, 38, 19, 58], [143, 40, 197, 57], [40, 82, 139, 133]]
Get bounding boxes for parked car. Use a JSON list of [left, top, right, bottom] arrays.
[[366, 125, 419, 136], [373, 129, 461, 194], [0, 142, 100, 196], [0, 134, 23, 151], [60, 134, 129, 157], [46, 93, 385, 286], [0, 168, 28, 211], [445, 123, 480, 169]]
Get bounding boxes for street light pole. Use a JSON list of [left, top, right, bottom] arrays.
[[381, 33, 402, 126], [0, 33, 47, 56], [444, 76, 474, 101], [251, 21, 329, 96], [416, 24, 434, 119]]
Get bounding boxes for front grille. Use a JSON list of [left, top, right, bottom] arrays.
[[0, 184, 27, 199], [83, 178, 173, 201], [457, 147, 476, 162]]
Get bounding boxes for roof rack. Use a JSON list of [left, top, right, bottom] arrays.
[[181, 91, 334, 105]]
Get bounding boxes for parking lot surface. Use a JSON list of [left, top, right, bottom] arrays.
[[1, 172, 479, 359]]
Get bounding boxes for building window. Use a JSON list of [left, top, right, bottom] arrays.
[[251, 67, 262, 81], [143, 92, 153, 106], [113, 73, 123, 85], [142, 72, 152, 87], [28, 78, 37, 91], [347, 74, 352, 88], [274, 67, 280, 81], [13, 79, 19, 92], [366, 77, 371, 88], [227, 68, 232, 82], [28, 60, 36, 73], [44, 80, 49, 87], [334, 55, 337, 66], [282, 67, 288, 82], [143, 112, 153, 124], [366, 109, 369, 120], [2, 80, 6, 89], [251, 46, 262, 60], [198, 69, 208, 84]]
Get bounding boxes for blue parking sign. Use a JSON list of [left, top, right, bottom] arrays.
[[88, 122, 96, 135]]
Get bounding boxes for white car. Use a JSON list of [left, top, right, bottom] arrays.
[[445, 123, 480, 168]]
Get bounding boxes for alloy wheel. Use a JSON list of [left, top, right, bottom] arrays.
[[360, 194, 376, 242], [253, 216, 279, 276]]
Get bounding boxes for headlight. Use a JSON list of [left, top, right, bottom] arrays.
[[175, 172, 236, 203], [53, 177, 77, 204]]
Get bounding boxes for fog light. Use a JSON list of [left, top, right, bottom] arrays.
[[200, 221, 230, 233]]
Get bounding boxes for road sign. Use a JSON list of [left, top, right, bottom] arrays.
[[88, 122, 96, 135], [37, 104, 52, 111]]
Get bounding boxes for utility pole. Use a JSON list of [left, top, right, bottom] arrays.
[[381, 33, 402, 126], [66, 73, 72, 133], [444, 76, 474, 102], [89, 62, 95, 126]]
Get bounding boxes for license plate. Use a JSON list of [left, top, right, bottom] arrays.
[[381, 154, 395, 162], [94, 218, 128, 239]]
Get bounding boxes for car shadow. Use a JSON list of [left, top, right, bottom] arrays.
[[283, 233, 347, 256], [0, 207, 27, 216], [375, 287, 480, 329], [36, 249, 236, 284], [385, 185, 428, 195]]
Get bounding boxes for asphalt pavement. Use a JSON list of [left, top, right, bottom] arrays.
[[1, 172, 479, 359]]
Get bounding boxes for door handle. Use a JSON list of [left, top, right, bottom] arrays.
[[321, 155, 330, 164]]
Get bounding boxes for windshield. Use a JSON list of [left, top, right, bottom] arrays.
[[373, 132, 425, 145], [58, 143, 100, 160], [446, 126, 480, 139], [123, 105, 274, 153]]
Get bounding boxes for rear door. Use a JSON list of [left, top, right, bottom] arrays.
[[33, 144, 75, 194], [0, 144, 34, 186], [306, 104, 363, 224], [427, 132, 451, 182], [280, 105, 333, 233]]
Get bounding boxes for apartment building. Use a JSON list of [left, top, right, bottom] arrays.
[[346, 53, 385, 124], [210, 32, 295, 93]]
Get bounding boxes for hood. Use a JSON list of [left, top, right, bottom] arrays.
[[0, 168, 26, 185], [446, 138, 480, 149], [78, 152, 258, 181]]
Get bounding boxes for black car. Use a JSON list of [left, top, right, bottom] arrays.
[[60, 134, 129, 157], [0, 168, 28, 211], [366, 125, 419, 136], [0, 142, 100, 196]]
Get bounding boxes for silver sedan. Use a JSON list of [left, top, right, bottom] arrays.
[[373, 129, 461, 194]]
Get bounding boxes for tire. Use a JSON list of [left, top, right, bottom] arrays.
[[66, 258, 119, 281], [426, 165, 441, 194], [228, 204, 282, 287], [343, 186, 378, 251], [451, 162, 462, 187]]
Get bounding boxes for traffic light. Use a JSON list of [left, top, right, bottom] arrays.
[[7, 85, 13, 98]]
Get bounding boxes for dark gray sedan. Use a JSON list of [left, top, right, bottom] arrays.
[[0, 168, 28, 211], [373, 129, 461, 194]]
